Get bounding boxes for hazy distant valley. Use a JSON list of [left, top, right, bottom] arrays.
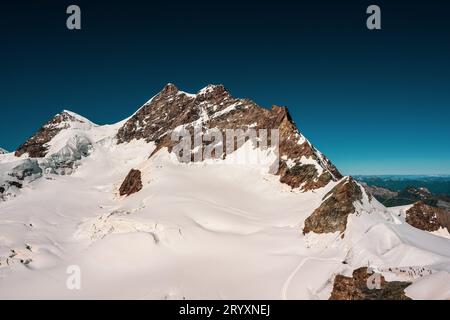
[[356, 175, 450, 208]]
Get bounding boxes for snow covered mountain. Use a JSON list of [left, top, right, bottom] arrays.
[[0, 148, 7, 155], [0, 84, 449, 300]]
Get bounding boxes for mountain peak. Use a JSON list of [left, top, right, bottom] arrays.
[[195, 84, 232, 106], [0, 147, 8, 154], [160, 83, 179, 96], [15, 110, 95, 158], [51, 110, 95, 127], [117, 83, 341, 190], [197, 84, 227, 96]]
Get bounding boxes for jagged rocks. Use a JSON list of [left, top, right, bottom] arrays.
[[117, 84, 341, 191], [15, 111, 87, 158], [278, 163, 334, 190], [329, 267, 411, 300], [280, 164, 319, 188], [406, 201, 450, 232], [117, 83, 201, 145], [303, 177, 363, 234], [119, 169, 143, 196]]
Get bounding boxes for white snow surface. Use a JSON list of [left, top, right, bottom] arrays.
[[1, 108, 450, 300], [405, 271, 450, 300]]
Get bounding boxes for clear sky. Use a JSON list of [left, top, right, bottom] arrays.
[[1, 0, 449, 175]]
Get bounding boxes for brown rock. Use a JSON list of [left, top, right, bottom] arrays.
[[303, 177, 363, 234], [406, 201, 450, 232], [117, 84, 342, 191], [329, 267, 411, 300], [119, 169, 143, 196]]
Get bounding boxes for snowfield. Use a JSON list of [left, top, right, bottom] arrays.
[[1, 100, 450, 300]]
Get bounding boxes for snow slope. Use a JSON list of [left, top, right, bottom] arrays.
[[0, 86, 449, 300]]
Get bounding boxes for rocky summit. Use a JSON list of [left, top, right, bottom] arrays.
[[117, 83, 341, 192]]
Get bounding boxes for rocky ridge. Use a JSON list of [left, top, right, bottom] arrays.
[[117, 84, 342, 191], [406, 201, 450, 232], [303, 177, 364, 234], [9, 84, 368, 235]]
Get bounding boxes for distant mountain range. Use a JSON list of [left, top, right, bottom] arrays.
[[354, 175, 450, 195], [356, 175, 450, 209]]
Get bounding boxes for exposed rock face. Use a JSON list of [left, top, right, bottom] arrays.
[[406, 201, 450, 232], [117, 84, 201, 144], [119, 169, 143, 196], [303, 177, 363, 234], [329, 267, 411, 300], [15, 111, 87, 158], [117, 84, 341, 191]]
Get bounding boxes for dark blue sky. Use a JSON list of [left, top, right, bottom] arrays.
[[1, 0, 449, 174]]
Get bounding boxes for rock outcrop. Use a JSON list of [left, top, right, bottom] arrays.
[[119, 169, 143, 196], [329, 267, 411, 300], [117, 84, 341, 191], [303, 177, 363, 234], [406, 201, 450, 232]]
